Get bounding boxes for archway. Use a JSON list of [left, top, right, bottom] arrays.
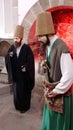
[[0, 41, 10, 56], [28, 6, 73, 60], [0, 41, 10, 72]]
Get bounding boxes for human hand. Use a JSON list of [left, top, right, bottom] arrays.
[[47, 91, 58, 98], [9, 51, 14, 57], [21, 66, 26, 72]]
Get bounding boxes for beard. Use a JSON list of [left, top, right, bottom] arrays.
[[44, 35, 50, 46], [14, 41, 22, 48], [39, 35, 50, 49]]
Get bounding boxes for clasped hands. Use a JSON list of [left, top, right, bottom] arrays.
[[43, 79, 58, 98]]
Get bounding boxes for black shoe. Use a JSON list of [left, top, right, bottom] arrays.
[[20, 108, 29, 113], [20, 110, 26, 113]]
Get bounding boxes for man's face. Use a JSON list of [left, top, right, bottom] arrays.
[[38, 36, 47, 44], [38, 35, 50, 48], [14, 37, 22, 48]]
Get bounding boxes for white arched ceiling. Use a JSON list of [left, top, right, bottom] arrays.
[[21, 0, 73, 42], [18, 0, 38, 24]]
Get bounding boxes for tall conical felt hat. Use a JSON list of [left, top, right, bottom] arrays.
[[36, 12, 55, 36], [14, 25, 24, 39]]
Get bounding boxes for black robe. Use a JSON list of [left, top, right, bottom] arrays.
[[8, 44, 35, 111]]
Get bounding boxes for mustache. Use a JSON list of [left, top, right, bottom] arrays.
[[38, 40, 50, 47], [14, 41, 21, 44], [38, 35, 50, 47], [14, 41, 21, 48]]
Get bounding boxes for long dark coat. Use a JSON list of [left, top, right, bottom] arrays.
[[8, 43, 35, 111]]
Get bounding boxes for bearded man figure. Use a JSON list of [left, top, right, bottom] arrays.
[[36, 12, 73, 130], [7, 25, 35, 113]]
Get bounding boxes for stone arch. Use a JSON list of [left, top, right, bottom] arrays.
[[0, 41, 10, 56], [28, 6, 73, 60], [21, 0, 73, 43]]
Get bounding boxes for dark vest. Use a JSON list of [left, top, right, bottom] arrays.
[[48, 38, 69, 82]]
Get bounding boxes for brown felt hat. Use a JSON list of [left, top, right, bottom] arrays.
[[14, 25, 24, 39], [35, 12, 55, 36]]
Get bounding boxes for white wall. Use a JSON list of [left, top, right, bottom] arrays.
[[18, 0, 38, 24], [0, 0, 5, 36], [0, 0, 38, 37], [0, 0, 18, 38]]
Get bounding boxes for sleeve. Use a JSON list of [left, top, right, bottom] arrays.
[[53, 53, 73, 94], [24, 45, 35, 89]]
